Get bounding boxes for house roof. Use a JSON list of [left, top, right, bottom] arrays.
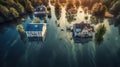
[[34, 5, 46, 12], [74, 22, 94, 32], [26, 23, 44, 31]]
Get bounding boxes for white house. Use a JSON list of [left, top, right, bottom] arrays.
[[73, 22, 94, 38]]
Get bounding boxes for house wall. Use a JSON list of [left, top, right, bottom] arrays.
[[28, 37, 43, 41], [26, 31, 42, 37], [42, 24, 46, 37], [26, 23, 47, 41]]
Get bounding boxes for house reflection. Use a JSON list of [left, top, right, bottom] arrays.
[[73, 37, 92, 44]]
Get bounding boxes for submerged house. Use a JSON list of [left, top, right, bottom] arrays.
[[34, 5, 47, 18], [73, 22, 94, 38], [26, 23, 46, 42]]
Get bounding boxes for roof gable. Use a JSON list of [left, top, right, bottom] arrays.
[[74, 22, 94, 32], [35, 5, 46, 12]]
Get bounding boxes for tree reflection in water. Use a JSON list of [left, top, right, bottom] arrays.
[[0, 20, 20, 34], [0, 25, 8, 34]]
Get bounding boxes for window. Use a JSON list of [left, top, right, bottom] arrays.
[[35, 25, 38, 28]]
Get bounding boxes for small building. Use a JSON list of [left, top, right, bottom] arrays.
[[26, 23, 46, 42], [73, 22, 94, 38], [34, 5, 47, 18]]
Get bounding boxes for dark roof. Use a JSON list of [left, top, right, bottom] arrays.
[[74, 22, 94, 31], [74, 22, 90, 28], [26, 24, 44, 31], [35, 5, 46, 12]]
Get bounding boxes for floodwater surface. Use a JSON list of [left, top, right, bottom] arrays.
[[0, 2, 120, 67]]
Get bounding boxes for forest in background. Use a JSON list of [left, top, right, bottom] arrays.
[[0, 0, 120, 23]]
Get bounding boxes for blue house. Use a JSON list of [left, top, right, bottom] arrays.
[[25, 23, 46, 41]]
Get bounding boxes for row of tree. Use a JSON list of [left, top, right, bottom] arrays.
[[82, 0, 120, 21], [0, 0, 49, 23]]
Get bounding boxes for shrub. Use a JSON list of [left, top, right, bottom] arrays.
[[32, 19, 40, 23]]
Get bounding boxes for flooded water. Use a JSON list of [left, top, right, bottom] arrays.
[[0, 2, 120, 67]]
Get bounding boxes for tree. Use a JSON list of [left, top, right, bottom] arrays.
[[91, 3, 107, 23], [55, 2, 61, 20], [41, 0, 49, 6], [66, 1, 74, 10], [110, 0, 120, 17], [10, 7, 19, 18], [14, 2, 25, 14], [0, 4, 9, 18], [95, 24, 106, 45]]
